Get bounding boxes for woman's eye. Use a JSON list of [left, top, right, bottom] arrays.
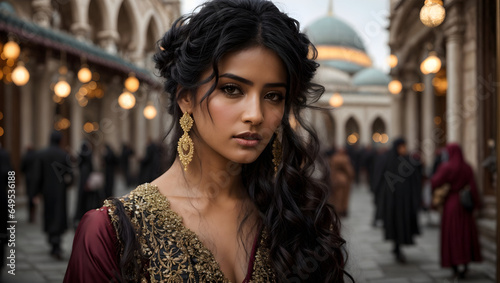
[[221, 84, 242, 96], [265, 92, 285, 102]]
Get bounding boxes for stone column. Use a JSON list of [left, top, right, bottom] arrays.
[[404, 90, 418, 152], [360, 109, 371, 146], [70, 0, 91, 41], [403, 69, 419, 152], [336, 114, 344, 148], [71, 23, 91, 42], [34, 59, 58, 148], [134, 89, 148, 161], [444, 2, 465, 144], [31, 0, 52, 27], [3, 84, 13, 151], [97, 30, 119, 54], [70, 89, 83, 154], [100, 84, 121, 151], [422, 73, 435, 174], [149, 91, 162, 141], [20, 75, 34, 150], [390, 93, 403, 139]]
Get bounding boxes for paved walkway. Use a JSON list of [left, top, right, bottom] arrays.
[[0, 179, 495, 282], [344, 183, 493, 283]]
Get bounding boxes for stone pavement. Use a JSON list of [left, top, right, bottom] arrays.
[[344, 183, 494, 283], [0, 180, 495, 283]]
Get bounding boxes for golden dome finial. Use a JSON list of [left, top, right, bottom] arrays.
[[328, 0, 334, 16]]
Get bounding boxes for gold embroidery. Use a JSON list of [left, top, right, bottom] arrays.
[[104, 183, 275, 282]]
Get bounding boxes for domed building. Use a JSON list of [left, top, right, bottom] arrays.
[[304, 10, 394, 152]]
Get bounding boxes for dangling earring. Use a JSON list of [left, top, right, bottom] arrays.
[[177, 112, 194, 171], [272, 132, 282, 174]]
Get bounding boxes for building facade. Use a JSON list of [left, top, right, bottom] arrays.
[[0, 0, 180, 174], [389, 0, 499, 278], [305, 12, 393, 152]]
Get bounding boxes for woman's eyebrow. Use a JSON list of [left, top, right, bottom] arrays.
[[220, 73, 286, 88], [220, 73, 253, 85]]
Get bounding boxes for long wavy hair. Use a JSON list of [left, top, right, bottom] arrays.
[[115, 0, 353, 282]]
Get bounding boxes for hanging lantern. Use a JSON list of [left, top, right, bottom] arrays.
[[144, 104, 157, 119], [78, 65, 92, 83], [420, 51, 441, 74], [54, 79, 71, 98], [420, 0, 446, 28], [380, 133, 389, 144], [12, 62, 30, 86], [387, 54, 398, 68], [347, 133, 358, 145], [118, 91, 136, 109], [328, 93, 343, 108], [388, 79, 403, 95], [3, 40, 20, 60], [124, 74, 140, 93]]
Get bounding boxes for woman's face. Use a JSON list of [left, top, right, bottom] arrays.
[[183, 46, 287, 165]]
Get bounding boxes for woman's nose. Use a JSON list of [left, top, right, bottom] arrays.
[[242, 94, 264, 125]]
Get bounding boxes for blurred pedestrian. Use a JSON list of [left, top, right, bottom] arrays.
[[34, 131, 73, 259], [120, 143, 134, 186], [21, 145, 39, 223], [328, 147, 355, 217], [376, 138, 420, 263], [431, 143, 482, 279], [0, 143, 12, 276], [74, 140, 98, 226], [138, 139, 161, 184], [346, 143, 361, 184], [103, 144, 118, 198], [371, 146, 388, 227], [361, 145, 377, 192]]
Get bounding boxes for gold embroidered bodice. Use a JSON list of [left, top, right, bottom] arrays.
[[103, 183, 275, 283]]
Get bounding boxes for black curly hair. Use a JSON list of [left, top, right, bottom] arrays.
[[117, 0, 353, 282]]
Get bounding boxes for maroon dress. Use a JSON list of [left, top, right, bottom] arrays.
[[64, 183, 275, 282], [431, 144, 482, 267]]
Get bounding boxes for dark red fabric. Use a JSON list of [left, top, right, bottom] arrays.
[[431, 143, 482, 267], [242, 229, 261, 283], [64, 208, 121, 282]]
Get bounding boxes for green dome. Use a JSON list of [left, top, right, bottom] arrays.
[[307, 16, 366, 52], [352, 68, 391, 86], [323, 61, 365, 74]]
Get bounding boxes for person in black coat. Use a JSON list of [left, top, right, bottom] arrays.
[[74, 140, 100, 225], [139, 140, 161, 184], [34, 131, 74, 259], [375, 138, 420, 263], [0, 144, 12, 276], [103, 144, 118, 198], [21, 145, 39, 223], [120, 143, 134, 186]]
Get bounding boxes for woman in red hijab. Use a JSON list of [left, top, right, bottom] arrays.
[[431, 143, 482, 278]]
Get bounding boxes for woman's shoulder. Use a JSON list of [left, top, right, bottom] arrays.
[[103, 183, 180, 233], [78, 208, 115, 238], [65, 208, 120, 282], [105, 183, 171, 212]]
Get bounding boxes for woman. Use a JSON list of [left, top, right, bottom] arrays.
[[64, 0, 351, 282], [328, 147, 354, 217], [375, 138, 420, 263], [431, 143, 482, 278]]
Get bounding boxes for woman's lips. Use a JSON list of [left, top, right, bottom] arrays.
[[233, 132, 262, 147]]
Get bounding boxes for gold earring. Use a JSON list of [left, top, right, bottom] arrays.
[[177, 112, 194, 171], [272, 133, 282, 174]]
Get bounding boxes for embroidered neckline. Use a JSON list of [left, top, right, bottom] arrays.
[[141, 183, 230, 280], [105, 183, 275, 282]]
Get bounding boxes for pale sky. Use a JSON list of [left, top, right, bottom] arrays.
[[181, 0, 390, 72]]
